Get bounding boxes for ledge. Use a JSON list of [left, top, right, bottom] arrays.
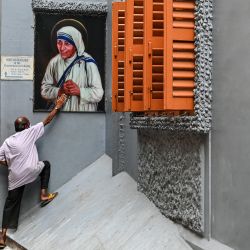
[[6, 236, 27, 250], [177, 223, 234, 250], [32, 0, 108, 16]]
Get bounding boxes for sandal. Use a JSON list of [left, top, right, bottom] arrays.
[[0, 243, 5, 249], [40, 192, 58, 207], [0, 233, 6, 249]]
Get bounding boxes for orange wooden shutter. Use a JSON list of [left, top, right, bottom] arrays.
[[125, 0, 145, 111], [144, 0, 165, 111], [164, 0, 195, 111], [112, 0, 195, 113], [112, 2, 126, 112]]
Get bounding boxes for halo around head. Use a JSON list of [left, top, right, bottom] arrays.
[[51, 19, 88, 52]]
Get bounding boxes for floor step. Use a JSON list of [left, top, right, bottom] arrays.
[[5, 236, 27, 250], [9, 154, 192, 250]]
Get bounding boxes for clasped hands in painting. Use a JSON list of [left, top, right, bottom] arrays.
[[58, 80, 80, 97]]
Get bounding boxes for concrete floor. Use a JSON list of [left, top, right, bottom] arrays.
[[8, 155, 192, 250]]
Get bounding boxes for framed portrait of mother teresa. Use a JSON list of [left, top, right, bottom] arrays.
[[33, 14, 106, 112]]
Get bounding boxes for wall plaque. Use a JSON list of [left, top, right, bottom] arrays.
[[1, 56, 34, 80]]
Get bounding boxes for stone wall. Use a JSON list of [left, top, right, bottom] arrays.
[[138, 130, 204, 234]]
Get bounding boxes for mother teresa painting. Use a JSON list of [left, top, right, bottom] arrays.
[[40, 19, 104, 112]]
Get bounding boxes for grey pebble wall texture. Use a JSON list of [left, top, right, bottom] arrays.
[[138, 130, 204, 234], [32, 0, 108, 15]]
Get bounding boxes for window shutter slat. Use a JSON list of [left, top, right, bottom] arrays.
[[172, 1, 195, 10], [164, 0, 195, 111], [112, 2, 126, 112]]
